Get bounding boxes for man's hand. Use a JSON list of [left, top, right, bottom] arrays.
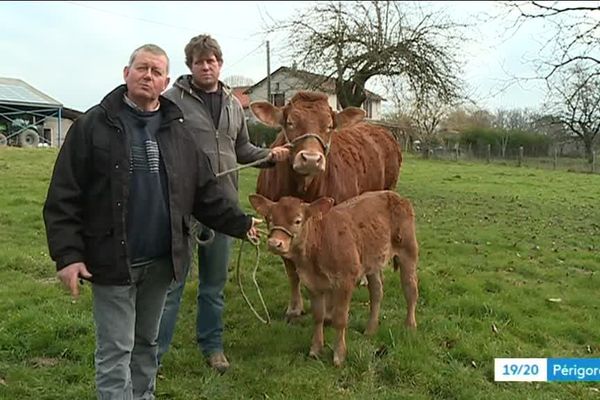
[[57, 262, 92, 299], [268, 146, 290, 162], [247, 217, 263, 244]]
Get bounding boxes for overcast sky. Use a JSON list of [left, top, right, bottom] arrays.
[[0, 1, 562, 113]]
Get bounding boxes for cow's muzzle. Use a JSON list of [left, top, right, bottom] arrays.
[[267, 226, 294, 255], [293, 150, 326, 175]]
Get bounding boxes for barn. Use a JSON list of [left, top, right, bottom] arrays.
[[0, 77, 82, 148], [240, 66, 385, 120]]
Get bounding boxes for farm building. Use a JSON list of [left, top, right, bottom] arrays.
[[235, 66, 385, 120], [0, 77, 82, 148]]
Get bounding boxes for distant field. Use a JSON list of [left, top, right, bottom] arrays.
[[0, 147, 599, 399]]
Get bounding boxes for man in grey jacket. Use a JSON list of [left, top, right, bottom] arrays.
[[157, 34, 289, 373]]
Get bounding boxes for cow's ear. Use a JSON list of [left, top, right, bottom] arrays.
[[250, 102, 284, 127], [306, 197, 334, 218], [335, 107, 366, 129], [248, 194, 273, 217]]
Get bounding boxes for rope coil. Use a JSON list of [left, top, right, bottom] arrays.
[[235, 230, 271, 324]]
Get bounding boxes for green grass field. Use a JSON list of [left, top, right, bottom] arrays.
[[0, 147, 599, 399]]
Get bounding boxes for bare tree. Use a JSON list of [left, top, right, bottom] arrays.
[[492, 108, 536, 157], [506, 1, 600, 84], [547, 65, 600, 163], [408, 92, 453, 156], [268, 1, 465, 108], [443, 107, 493, 132]]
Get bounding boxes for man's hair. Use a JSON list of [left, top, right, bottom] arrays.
[[128, 44, 170, 73], [184, 34, 223, 68]]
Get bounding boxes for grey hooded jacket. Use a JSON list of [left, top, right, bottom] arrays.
[[164, 75, 271, 203]]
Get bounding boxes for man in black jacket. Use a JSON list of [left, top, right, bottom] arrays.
[[42, 44, 259, 400]]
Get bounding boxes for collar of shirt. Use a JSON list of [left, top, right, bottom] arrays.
[[123, 93, 160, 113]]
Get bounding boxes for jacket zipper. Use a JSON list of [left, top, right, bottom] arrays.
[[215, 129, 221, 174], [105, 116, 132, 281], [181, 84, 224, 174]]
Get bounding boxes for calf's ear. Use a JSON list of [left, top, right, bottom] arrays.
[[335, 107, 366, 129], [250, 102, 284, 127], [307, 197, 334, 218], [248, 194, 273, 217]]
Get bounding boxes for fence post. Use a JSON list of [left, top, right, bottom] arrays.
[[487, 144, 491, 164], [592, 151, 596, 173], [518, 146, 524, 167], [553, 148, 558, 170], [454, 143, 459, 161]]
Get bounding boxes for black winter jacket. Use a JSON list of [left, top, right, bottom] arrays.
[[43, 85, 252, 285]]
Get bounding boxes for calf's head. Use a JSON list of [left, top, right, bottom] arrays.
[[250, 91, 365, 176], [249, 194, 334, 256]]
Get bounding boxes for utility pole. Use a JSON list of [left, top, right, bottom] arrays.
[[266, 40, 271, 103]]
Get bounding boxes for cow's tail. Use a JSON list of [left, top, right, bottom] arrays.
[[388, 191, 417, 272]]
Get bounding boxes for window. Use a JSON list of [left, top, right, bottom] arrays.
[[362, 99, 373, 119], [270, 93, 285, 106]]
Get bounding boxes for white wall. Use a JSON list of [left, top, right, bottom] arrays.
[[247, 70, 382, 119], [44, 116, 74, 147]]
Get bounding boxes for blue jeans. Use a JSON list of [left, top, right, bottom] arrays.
[[157, 229, 232, 362], [92, 257, 173, 400]]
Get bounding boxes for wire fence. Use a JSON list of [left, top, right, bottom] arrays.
[[408, 144, 598, 175]]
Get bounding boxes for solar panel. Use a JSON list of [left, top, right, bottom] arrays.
[[0, 79, 61, 106]]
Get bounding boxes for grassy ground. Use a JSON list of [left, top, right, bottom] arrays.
[[0, 147, 599, 399]]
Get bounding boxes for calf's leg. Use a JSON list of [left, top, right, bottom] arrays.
[[365, 271, 383, 336], [324, 290, 334, 326], [331, 288, 353, 367], [309, 292, 326, 358], [394, 251, 418, 329], [283, 258, 304, 322]]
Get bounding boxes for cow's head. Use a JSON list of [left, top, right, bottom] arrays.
[[249, 193, 334, 257], [250, 91, 365, 176]]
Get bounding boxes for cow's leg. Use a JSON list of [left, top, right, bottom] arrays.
[[283, 258, 304, 322], [332, 287, 353, 367], [308, 291, 326, 359], [358, 274, 368, 287], [394, 251, 418, 329], [364, 271, 383, 336], [324, 290, 333, 326]]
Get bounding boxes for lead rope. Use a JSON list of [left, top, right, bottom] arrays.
[[215, 141, 295, 178], [236, 228, 271, 324], [215, 154, 273, 178]]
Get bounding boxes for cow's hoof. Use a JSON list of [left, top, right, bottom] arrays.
[[285, 309, 305, 323], [364, 322, 379, 336], [405, 319, 417, 330], [308, 349, 321, 359], [333, 354, 345, 367]]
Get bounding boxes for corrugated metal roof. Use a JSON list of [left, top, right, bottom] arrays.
[[0, 77, 62, 107]]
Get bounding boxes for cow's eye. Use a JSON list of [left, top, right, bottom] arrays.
[[327, 125, 334, 132], [286, 120, 294, 128], [294, 218, 302, 225]]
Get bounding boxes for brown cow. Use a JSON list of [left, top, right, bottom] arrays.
[[249, 190, 419, 367], [251, 91, 402, 320]]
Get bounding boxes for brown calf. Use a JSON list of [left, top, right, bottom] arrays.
[[252, 91, 402, 321], [249, 190, 419, 367]]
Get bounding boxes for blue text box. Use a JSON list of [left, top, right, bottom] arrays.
[[547, 358, 600, 382]]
